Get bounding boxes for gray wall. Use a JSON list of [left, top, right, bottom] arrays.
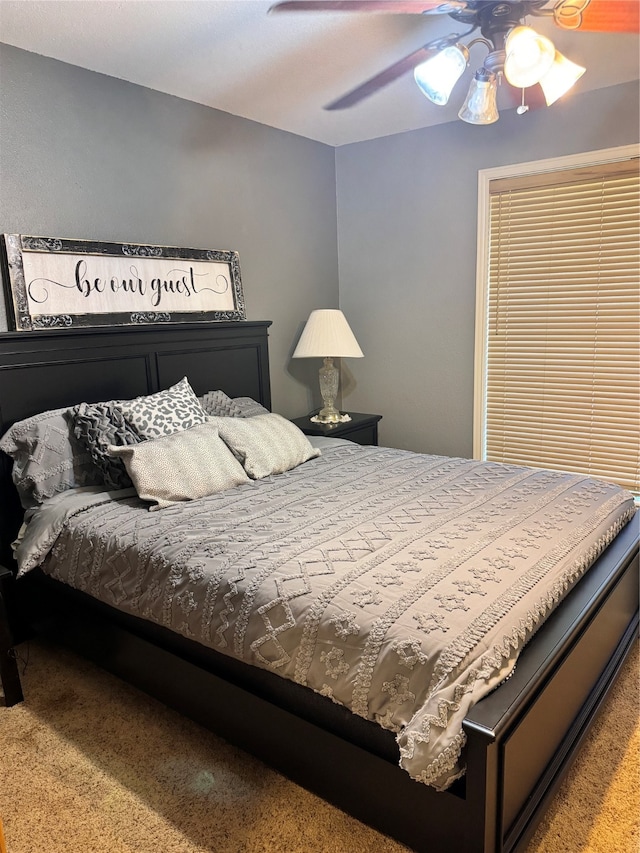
[[1, 45, 638, 450], [0, 44, 339, 416], [335, 80, 640, 458]]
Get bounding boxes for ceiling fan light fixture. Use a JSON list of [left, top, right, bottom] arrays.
[[458, 67, 499, 125], [538, 50, 586, 105], [503, 25, 556, 88], [413, 43, 469, 106]]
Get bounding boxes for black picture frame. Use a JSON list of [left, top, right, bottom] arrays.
[[1, 235, 246, 330]]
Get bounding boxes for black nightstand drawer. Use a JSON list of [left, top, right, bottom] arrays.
[[336, 424, 378, 446], [291, 412, 382, 447]]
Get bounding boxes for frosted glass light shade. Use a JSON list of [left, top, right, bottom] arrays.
[[504, 25, 555, 88], [458, 69, 499, 125], [413, 44, 469, 106], [539, 51, 586, 105], [292, 309, 363, 358]]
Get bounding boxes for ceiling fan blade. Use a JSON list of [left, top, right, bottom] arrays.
[[553, 0, 640, 32], [324, 44, 439, 109], [269, 1, 468, 14]]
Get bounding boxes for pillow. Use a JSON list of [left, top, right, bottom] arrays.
[[208, 413, 321, 480], [233, 397, 271, 418], [198, 391, 270, 419], [199, 390, 244, 418], [0, 407, 103, 508], [118, 377, 207, 440], [72, 402, 141, 490], [108, 421, 250, 510]]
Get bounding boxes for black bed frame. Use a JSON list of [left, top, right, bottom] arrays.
[[0, 321, 637, 853]]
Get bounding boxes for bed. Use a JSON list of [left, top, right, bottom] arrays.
[[0, 320, 637, 853]]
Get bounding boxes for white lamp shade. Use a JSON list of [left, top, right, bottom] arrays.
[[504, 25, 556, 88], [413, 44, 469, 106], [292, 309, 363, 358], [458, 69, 499, 125], [539, 51, 586, 105]]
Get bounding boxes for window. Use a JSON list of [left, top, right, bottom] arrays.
[[474, 147, 640, 494]]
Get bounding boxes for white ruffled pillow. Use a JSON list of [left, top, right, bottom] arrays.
[[108, 421, 249, 510]]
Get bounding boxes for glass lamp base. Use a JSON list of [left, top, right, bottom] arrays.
[[313, 357, 351, 425]]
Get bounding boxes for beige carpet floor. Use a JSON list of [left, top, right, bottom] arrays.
[[0, 637, 638, 853]]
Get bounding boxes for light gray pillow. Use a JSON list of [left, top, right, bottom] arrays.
[[208, 413, 321, 480], [0, 407, 102, 508], [108, 421, 250, 510], [118, 377, 207, 440]]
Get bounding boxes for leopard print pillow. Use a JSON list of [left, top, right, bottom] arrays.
[[119, 377, 207, 440]]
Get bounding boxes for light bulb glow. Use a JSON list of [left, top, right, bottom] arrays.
[[504, 25, 555, 88], [539, 51, 586, 105], [414, 44, 469, 106]]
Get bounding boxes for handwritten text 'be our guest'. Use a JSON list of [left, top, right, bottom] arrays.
[[28, 259, 229, 308]]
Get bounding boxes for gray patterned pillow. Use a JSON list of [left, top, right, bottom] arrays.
[[233, 397, 271, 418], [72, 402, 141, 490], [208, 413, 320, 480], [118, 377, 207, 440], [108, 422, 250, 510], [0, 407, 102, 508], [199, 390, 244, 418]]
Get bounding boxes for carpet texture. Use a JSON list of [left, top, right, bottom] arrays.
[[0, 637, 637, 853]]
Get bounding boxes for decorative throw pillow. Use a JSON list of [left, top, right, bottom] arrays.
[[118, 377, 207, 440], [108, 421, 250, 510], [199, 391, 270, 418], [72, 402, 141, 490], [208, 413, 320, 480], [199, 390, 244, 418], [233, 397, 271, 418], [0, 407, 102, 508]]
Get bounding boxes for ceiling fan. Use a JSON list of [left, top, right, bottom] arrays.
[[269, 1, 640, 124]]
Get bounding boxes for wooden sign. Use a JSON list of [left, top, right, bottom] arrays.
[[1, 235, 246, 330]]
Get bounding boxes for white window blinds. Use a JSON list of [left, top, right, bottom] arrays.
[[483, 157, 640, 494]]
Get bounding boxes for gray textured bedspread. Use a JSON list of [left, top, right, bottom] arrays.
[[16, 441, 636, 789]]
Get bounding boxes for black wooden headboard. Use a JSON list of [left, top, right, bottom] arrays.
[[0, 320, 272, 567]]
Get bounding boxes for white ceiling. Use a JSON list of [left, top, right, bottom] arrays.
[[1, 0, 638, 146]]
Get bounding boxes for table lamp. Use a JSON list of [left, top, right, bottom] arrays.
[[292, 309, 363, 424]]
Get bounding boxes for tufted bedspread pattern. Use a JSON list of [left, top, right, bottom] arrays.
[[17, 441, 636, 789]]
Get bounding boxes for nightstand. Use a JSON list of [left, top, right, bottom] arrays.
[[292, 412, 382, 447], [0, 565, 23, 706]]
